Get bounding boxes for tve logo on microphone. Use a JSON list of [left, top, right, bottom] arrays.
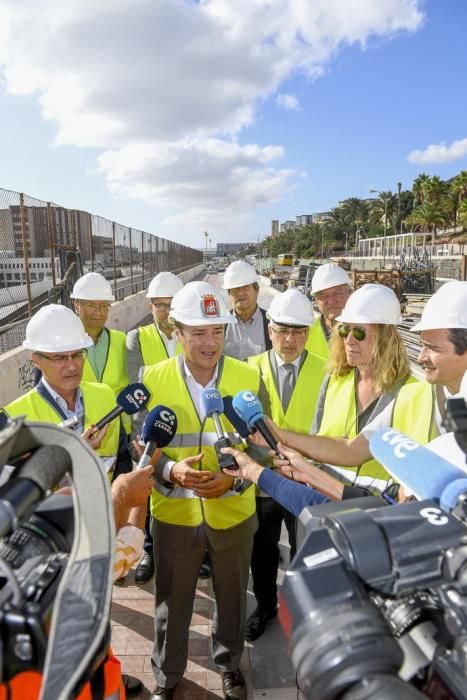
[[381, 429, 420, 459]]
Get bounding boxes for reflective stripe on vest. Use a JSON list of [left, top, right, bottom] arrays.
[[1, 647, 124, 699], [143, 356, 260, 529], [82, 329, 131, 432], [391, 380, 437, 443], [317, 371, 418, 494], [4, 382, 120, 464], [248, 350, 325, 433], [305, 317, 329, 361], [138, 324, 182, 365]]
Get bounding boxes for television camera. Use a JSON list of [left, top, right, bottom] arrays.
[[279, 394, 467, 699]]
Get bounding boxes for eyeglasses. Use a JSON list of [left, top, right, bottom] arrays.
[[271, 326, 307, 338], [337, 325, 367, 342], [152, 302, 172, 311], [35, 350, 87, 365], [79, 302, 111, 313]]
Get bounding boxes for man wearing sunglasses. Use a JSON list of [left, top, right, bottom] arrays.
[[256, 281, 467, 491], [71, 272, 131, 443], [306, 262, 352, 360], [246, 289, 327, 641]]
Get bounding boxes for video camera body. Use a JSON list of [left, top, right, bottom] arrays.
[[0, 417, 115, 700], [279, 396, 467, 700]]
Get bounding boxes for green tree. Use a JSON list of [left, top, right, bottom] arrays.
[[405, 201, 447, 248]]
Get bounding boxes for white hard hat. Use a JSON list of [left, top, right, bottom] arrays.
[[170, 281, 234, 326], [23, 304, 94, 352], [267, 289, 314, 327], [311, 263, 350, 294], [336, 284, 401, 325], [411, 281, 467, 332], [146, 272, 183, 299], [70, 272, 115, 302], [222, 261, 258, 290]]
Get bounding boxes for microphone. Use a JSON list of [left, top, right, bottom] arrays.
[[0, 445, 72, 538], [200, 389, 238, 470], [369, 427, 467, 512], [232, 391, 288, 461], [223, 395, 251, 440], [137, 405, 178, 469], [94, 382, 150, 430]]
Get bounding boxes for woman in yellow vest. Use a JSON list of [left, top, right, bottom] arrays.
[[311, 284, 414, 494]]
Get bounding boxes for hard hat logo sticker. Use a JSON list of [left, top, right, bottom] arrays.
[[201, 295, 220, 318]]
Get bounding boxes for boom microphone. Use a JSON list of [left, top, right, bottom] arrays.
[[369, 427, 467, 512], [232, 391, 288, 461], [137, 405, 178, 469], [0, 445, 71, 538], [200, 388, 238, 470], [94, 382, 150, 430]]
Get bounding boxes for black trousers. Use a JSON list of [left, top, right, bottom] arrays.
[[250, 495, 297, 613]]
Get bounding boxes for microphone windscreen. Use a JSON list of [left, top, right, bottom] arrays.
[[369, 428, 467, 508], [223, 396, 251, 438], [232, 391, 264, 429], [116, 383, 151, 415], [142, 405, 178, 448], [18, 445, 72, 493], [200, 388, 224, 418]]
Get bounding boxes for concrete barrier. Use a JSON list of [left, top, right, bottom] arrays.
[[0, 264, 206, 407]]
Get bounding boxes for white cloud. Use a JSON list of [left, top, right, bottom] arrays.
[[0, 0, 424, 232], [276, 93, 299, 111], [408, 137, 467, 165]]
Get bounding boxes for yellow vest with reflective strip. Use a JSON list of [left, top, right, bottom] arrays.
[[3, 381, 120, 463], [305, 317, 329, 361], [143, 356, 261, 529], [317, 371, 418, 493], [248, 350, 325, 433], [391, 380, 437, 443], [137, 324, 182, 366], [82, 329, 130, 432]]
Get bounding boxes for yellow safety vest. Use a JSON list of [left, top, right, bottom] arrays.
[[82, 329, 130, 433], [143, 356, 261, 530], [391, 380, 438, 443], [305, 317, 329, 361], [3, 381, 120, 465], [317, 371, 418, 492], [248, 350, 325, 433], [137, 323, 182, 366]]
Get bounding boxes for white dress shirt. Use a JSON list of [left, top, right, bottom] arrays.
[[273, 352, 302, 405]]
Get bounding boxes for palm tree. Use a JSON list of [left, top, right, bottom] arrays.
[[405, 202, 447, 250], [451, 170, 467, 224], [412, 173, 431, 208]]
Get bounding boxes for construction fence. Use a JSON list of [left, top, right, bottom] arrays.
[[0, 187, 203, 353]]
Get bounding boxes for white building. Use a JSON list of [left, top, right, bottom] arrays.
[[0, 256, 60, 288]]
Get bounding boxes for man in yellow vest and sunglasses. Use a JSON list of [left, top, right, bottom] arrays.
[[142, 281, 265, 700], [71, 272, 131, 444], [247, 288, 326, 641], [306, 262, 352, 360]]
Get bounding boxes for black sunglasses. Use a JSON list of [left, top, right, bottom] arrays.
[[337, 325, 367, 342]]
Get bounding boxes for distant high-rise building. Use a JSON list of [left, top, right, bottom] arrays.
[[271, 220, 279, 236], [296, 214, 313, 227]]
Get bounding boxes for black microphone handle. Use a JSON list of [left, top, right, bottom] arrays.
[[254, 418, 288, 462], [94, 404, 123, 431], [136, 440, 159, 469]]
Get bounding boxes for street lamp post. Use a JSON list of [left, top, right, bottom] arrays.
[[370, 188, 388, 268]]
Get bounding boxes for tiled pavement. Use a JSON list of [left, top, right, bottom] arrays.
[[111, 535, 299, 699]]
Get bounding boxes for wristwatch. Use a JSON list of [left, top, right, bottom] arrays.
[[233, 477, 244, 492]]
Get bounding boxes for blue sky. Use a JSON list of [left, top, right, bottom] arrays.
[[0, 0, 466, 249]]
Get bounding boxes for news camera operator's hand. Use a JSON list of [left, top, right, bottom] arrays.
[[273, 443, 344, 501], [220, 446, 264, 483], [170, 454, 214, 489], [82, 423, 109, 450]]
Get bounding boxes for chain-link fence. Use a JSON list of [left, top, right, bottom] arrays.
[[0, 187, 203, 353]]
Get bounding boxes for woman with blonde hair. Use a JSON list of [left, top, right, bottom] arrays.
[[309, 283, 414, 494]]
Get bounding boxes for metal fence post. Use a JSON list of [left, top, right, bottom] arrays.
[[19, 193, 33, 318], [129, 227, 134, 293]]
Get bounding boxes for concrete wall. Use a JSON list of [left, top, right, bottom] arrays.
[[0, 264, 206, 407]]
